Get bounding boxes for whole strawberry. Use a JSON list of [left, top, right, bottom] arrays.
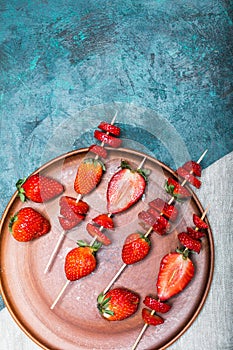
[[9, 207, 51, 242], [16, 174, 64, 203], [122, 233, 151, 265], [74, 158, 105, 195], [97, 287, 140, 321], [64, 240, 101, 281]]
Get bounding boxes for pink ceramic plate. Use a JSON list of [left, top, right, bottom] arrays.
[[0, 148, 214, 350]]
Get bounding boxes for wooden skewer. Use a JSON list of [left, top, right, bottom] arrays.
[[45, 114, 119, 274], [50, 280, 70, 310]]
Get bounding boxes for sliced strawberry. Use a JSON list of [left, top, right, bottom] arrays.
[[86, 223, 111, 246], [142, 308, 164, 326], [107, 161, 147, 214], [94, 130, 122, 148], [177, 167, 201, 189], [178, 232, 201, 254], [138, 210, 157, 227], [147, 207, 171, 235], [165, 177, 191, 200], [98, 121, 121, 136], [143, 296, 171, 313], [157, 252, 195, 301], [193, 214, 208, 229], [149, 198, 179, 222], [89, 144, 108, 159], [183, 161, 202, 177], [122, 233, 151, 265], [92, 214, 114, 230], [187, 226, 205, 239], [59, 196, 89, 221], [58, 215, 84, 230]]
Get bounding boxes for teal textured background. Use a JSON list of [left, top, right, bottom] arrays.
[[0, 0, 233, 330]]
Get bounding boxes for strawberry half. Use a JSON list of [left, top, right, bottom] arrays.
[[143, 296, 171, 313], [142, 308, 164, 326], [64, 240, 101, 281], [16, 174, 64, 203], [156, 251, 195, 301], [165, 177, 191, 200], [107, 161, 149, 214], [92, 214, 114, 230], [74, 158, 105, 195], [193, 214, 208, 230], [97, 288, 140, 321], [122, 233, 151, 265], [178, 232, 201, 254], [86, 223, 111, 246], [9, 207, 51, 242]]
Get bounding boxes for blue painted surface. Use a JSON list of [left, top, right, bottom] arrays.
[[0, 0, 233, 309]]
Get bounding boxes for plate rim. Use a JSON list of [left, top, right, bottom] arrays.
[[0, 147, 215, 350]]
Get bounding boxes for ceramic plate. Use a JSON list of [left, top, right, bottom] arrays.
[[0, 147, 214, 350]]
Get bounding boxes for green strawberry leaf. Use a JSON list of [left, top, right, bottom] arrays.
[[8, 214, 18, 233], [137, 168, 150, 182], [120, 160, 131, 170]]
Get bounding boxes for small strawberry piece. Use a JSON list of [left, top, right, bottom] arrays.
[[9, 207, 51, 242], [86, 223, 111, 246], [143, 296, 171, 313], [138, 210, 157, 227], [193, 214, 209, 230], [177, 167, 201, 189], [16, 174, 64, 203], [147, 207, 171, 235], [92, 214, 114, 230], [89, 144, 108, 159], [165, 177, 191, 200], [97, 288, 140, 321], [94, 130, 122, 148], [149, 198, 179, 222], [157, 252, 195, 301], [183, 161, 202, 177], [107, 163, 147, 214], [64, 241, 101, 281], [142, 308, 164, 326], [58, 215, 84, 230], [59, 196, 89, 221], [98, 121, 121, 136], [178, 232, 201, 254], [74, 158, 105, 195], [122, 233, 151, 265], [187, 226, 205, 239]]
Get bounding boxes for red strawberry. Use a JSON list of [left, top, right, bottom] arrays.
[[122, 233, 151, 265], [97, 121, 121, 136], [149, 198, 179, 222], [97, 288, 140, 321], [64, 240, 101, 281], [142, 308, 164, 326], [193, 214, 208, 230], [165, 177, 191, 200], [183, 161, 202, 177], [107, 161, 148, 214], [178, 232, 201, 254], [58, 215, 84, 231], [177, 167, 201, 189], [59, 196, 89, 220], [92, 214, 114, 230], [94, 130, 122, 148], [157, 251, 195, 301], [86, 223, 111, 246], [74, 158, 105, 195], [147, 207, 171, 234], [16, 174, 64, 203], [187, 226, 205, 239], [143, 296, 171, 313], [89, 144, 108, 159], [9, 207, 51, 242]]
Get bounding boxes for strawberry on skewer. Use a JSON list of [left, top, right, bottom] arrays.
[[100, 151, 207, 299], [44, 113, 120, 274], [130, 207, 209, 350]]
